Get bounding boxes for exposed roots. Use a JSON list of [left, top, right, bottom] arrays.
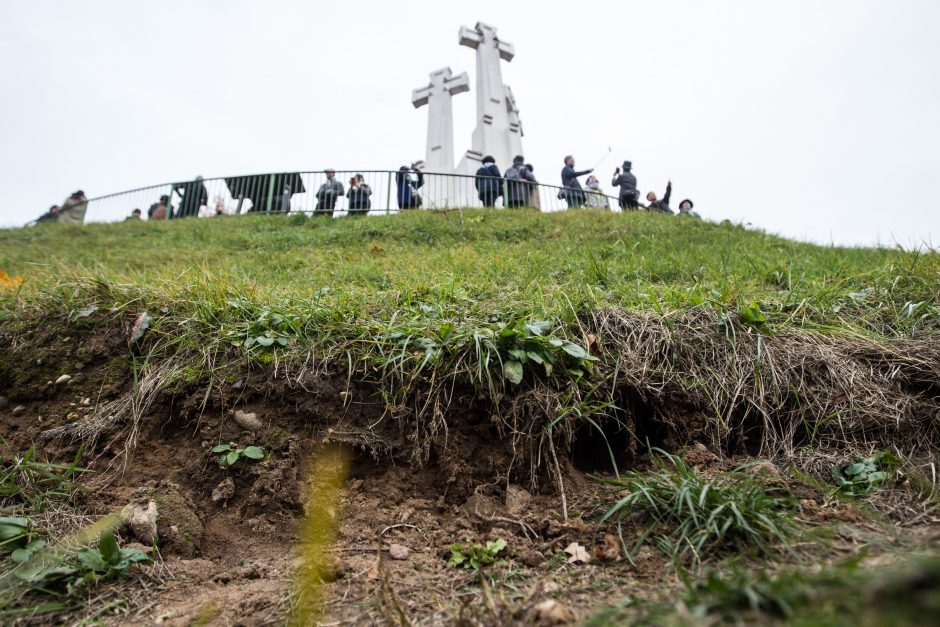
[[588, 308, 940, 465]]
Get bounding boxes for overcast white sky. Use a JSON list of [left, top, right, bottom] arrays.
[[1, 0, 938, 246]]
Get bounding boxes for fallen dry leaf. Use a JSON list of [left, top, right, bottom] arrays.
[[564, 542, 591, 565]]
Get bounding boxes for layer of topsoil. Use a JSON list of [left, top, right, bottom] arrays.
[[1, 313, 938, 626]]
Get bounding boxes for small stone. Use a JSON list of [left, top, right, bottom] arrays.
[[519, 548, 544, 567], [55, 374, 72, 385], [12, 405, 25, 416], [388, 544, 410, 560], [121, 500, 159, 545], [81, 397, 91, 406], [211, 477, 235, 503], [233, 409, 263, 432], [527, 599, 575, 625]]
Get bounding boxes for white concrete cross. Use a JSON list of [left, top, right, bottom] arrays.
[[457, 22, 520, 171], [412, 67, 470, 173]]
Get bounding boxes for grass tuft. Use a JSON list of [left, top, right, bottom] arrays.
[[599, 449, 801, 568]]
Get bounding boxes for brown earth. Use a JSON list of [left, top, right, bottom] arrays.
[[1, 317, 936, 626]]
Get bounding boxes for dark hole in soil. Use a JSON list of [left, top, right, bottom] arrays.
[[570, 418, 635, 474]]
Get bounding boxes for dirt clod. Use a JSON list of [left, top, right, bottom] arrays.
[[212, 477, 236, 503], [506, 485, 533, 516]]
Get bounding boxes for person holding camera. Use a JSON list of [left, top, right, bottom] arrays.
[[315, 168, 345, 217], [612, 161, 639, 210], [396, 164, 424, 209], [346, 174, 372, 217]]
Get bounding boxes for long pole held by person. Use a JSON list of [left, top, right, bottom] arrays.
[[590, 146, 613, 171]]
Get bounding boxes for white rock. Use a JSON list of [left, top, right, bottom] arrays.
[[388, 544, 410, 560], [121, 500, 159, 545], [12, 405, 26, 416], [233, 409, 263, 432], [55, 374, 72, 385]]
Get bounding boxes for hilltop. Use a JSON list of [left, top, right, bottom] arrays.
[[1, 210, 939, 625]]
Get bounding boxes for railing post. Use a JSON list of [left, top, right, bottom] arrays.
[[385, 173, 392, 215]]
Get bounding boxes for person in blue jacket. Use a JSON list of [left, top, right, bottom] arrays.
[[396, 165, 424, 209]]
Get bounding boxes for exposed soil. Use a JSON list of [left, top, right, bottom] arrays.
[[1, 317, 937, 626]]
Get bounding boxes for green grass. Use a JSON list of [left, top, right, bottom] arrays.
[[0, 210, 937, 338], [1, 210, 938, 472], [598, 451, 801, 569]]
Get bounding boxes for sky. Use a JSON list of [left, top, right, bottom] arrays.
[[1, 0, 938, 247]]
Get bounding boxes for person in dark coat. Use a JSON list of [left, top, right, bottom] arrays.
[[647, 181, 674, 214], [612, 161, 639, 210], [504, 155, 537, 208], [315, 169, 345, 217], [679, 199, 700, 218], [35, 205, 59, 224], [346, 174, 373, 216], [560, 156, 592, 208], [172, 177, 208, 218], [396, 166, 424, 209], [475, 156, 502, 207]]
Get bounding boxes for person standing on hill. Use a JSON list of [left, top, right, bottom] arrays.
[[678, 199, 700, 218], [57, 190, 88, 224], [475, 156, 502, 208], [584, 175, 609, 209], [647, 181, 674, 213], [396, 165, 424, 209], [148, 195, 169, 220], [561, 156, 592, 208], [315, 169, 345, 217], [525, 163, 541, 210], [504, 155, 537, 208], [35, 205, 59, 224], [173, 177, 209, 218], [346, 174, 373, 216], [612, 161, 639, 210]]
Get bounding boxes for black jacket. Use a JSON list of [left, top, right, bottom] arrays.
[[346, 183, 373, 211], [504, 164, 537, 205], [648, 182, 673, 213], [612, 170, 638, 199], [475, 163, 502, 196]]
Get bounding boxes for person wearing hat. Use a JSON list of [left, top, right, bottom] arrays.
[[57, 190, 88, 224], [678, 199, 700, 218], [475, 155, 502, 208], [646, 181, 674, 214], [612, 162, 639, 210], [504, 155, 537, 208], [315, 169, 345, 217]]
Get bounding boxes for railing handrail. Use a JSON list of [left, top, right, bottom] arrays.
[[82, 169, 624, 206]]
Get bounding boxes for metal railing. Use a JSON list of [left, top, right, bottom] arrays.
[[49, 170, 626, 225]]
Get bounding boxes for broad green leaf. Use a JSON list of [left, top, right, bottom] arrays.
[[98, 530, 119, 562], [256, 336, 275, 347], [225, 451, 239, 467], [211, 444, 231, 453], [561, 342, 588, 359], [503, 360, 524, 385], [242, 446, 264, 460]]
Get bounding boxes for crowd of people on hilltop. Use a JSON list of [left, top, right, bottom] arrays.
[[474, 154, 699, 217], [35, 157, 701, 225]]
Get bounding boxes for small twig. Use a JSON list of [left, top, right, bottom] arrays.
[[380, 524, 429, 542], [547, 425, 569, 521]]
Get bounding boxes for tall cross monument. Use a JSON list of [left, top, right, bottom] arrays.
[[412, 67, 470, 173], [457, 22, 522, 171]]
